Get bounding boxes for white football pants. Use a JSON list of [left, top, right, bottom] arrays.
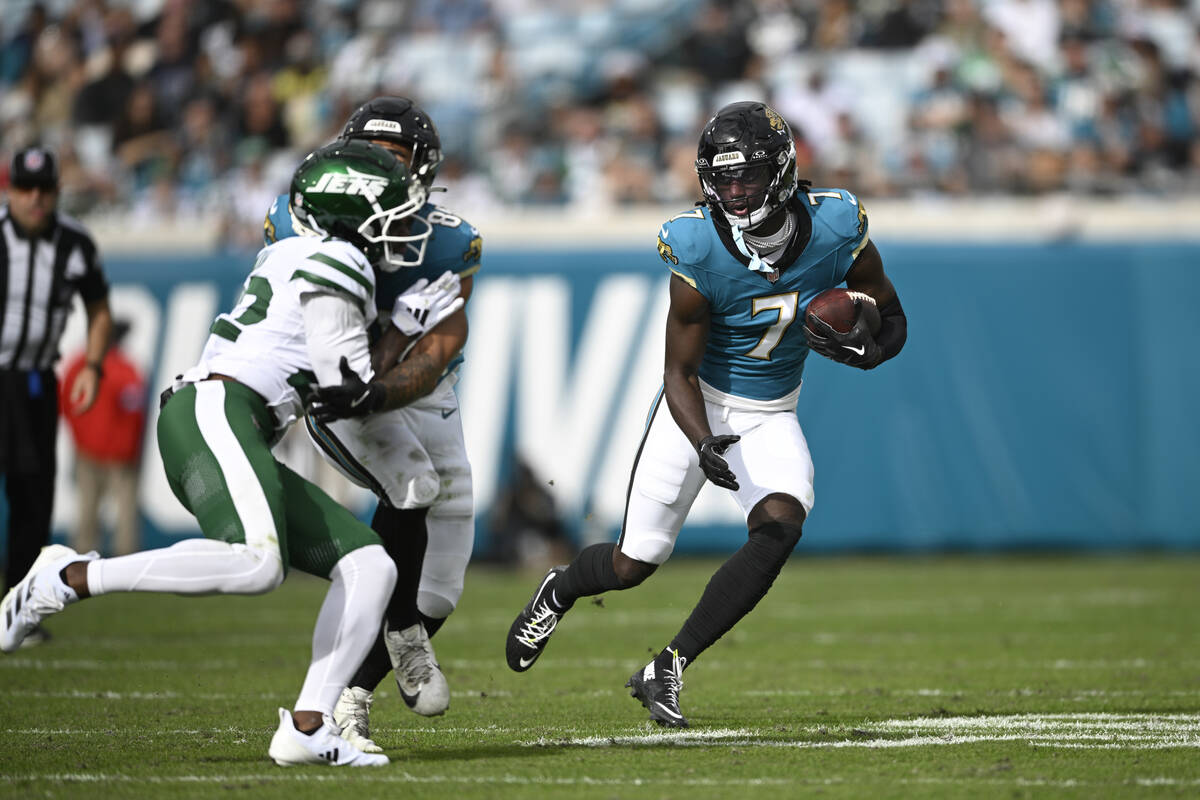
[[618, 383, 815, 565], [305, 378, 473, 619]]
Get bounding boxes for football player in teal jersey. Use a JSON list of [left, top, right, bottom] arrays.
[[505, 101, 907, 727], [267, 98, 482, 750]]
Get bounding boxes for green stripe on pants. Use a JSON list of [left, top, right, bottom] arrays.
[[157, 381, 380, 579]]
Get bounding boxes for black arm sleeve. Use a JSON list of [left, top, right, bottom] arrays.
[[75, 234, 109, 304], [874, 296, 907, 364]]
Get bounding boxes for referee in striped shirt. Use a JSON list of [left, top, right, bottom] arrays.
[[2, 146, 112, 619]]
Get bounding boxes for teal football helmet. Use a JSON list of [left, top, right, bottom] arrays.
[[289, 139, 431, 270]]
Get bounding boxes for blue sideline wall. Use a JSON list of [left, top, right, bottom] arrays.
[[2, 240, 1197, 556]]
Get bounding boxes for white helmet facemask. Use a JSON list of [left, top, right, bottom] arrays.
[[358, 181, 432, 271]]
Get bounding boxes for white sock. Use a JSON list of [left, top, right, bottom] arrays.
[[86, 539, 284, 597], [295, 545, 396, 716]]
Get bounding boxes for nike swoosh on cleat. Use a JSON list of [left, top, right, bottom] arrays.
[[842, 344, 866, 355], [518, 653, 540, 669], [398, 685, 421, 708], [653, 702, 684, 720]]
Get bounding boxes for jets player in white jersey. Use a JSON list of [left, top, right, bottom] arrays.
[[267, 98, 481, 752], [0, 140, 460, 767]]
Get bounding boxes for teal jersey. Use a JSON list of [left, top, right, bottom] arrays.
[[657, 188, 869, 402], [264, 193, 482, 376]]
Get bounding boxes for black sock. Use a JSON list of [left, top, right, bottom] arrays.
[[555, 542, 622, 608], [374, 504, 429, 631], [420, 612, 446, 638], [669, 522, 802, 664], [349, 636, 392, 693], [653, 646, 683, 674], [347, 504, 429, 692]]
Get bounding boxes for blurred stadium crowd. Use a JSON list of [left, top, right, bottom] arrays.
[[2, 0, 1198, 248]]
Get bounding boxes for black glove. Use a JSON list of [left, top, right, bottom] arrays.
[[698, 434, 741, 490], [308, 357, 385, 423], [804, 297, 883, 370]]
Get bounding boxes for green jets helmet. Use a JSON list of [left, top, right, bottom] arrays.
[[288, 138, 431, 270]]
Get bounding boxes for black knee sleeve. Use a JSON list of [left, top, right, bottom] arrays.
[[747, 520, 803, 571]]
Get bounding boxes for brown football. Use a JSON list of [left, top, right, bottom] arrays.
[[804, 288, 879, 335]]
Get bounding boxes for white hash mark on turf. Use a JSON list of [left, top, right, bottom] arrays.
[[520, 714, 1200, 750]]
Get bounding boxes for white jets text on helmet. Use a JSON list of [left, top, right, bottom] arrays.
[[311, 168, 390, 199]]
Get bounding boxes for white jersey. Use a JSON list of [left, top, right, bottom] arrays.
[[184, 236, 377, 433]]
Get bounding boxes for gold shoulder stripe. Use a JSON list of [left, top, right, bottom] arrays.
[[669, 268, 696, 288], [851, 231, 870, 260]]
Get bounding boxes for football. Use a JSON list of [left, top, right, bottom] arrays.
[[804, 288, 880, 336]]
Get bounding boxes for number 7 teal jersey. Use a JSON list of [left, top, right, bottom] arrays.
[[657, 188, 870, 403], [188, 236, 378, 433]]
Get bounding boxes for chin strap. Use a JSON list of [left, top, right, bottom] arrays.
[[729, 225, 774, 276]]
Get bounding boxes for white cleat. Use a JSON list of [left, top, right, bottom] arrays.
[[1, 544, 96, 653], [386, 622, 449, 716], [333, 686, 384, 754], [267, 708, 388, 767]]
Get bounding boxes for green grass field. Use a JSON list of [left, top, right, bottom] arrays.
[[1, 554, 1197, 799]]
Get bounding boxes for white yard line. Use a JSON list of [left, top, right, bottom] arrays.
[[523, 713, 1200, 750], [2, 773, 1198, 789], [5, 713, 1198, 751]]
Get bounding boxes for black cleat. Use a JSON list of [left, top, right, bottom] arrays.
[[626, 649, 689, 728], [506, 567, 568, 672]]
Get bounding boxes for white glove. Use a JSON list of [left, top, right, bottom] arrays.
[[390, 271, 464, 337]]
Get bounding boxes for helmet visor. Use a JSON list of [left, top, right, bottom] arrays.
[[702, 162, 774, 217]]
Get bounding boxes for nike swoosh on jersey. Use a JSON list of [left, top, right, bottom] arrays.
[[842, 344, 866, 356], [441, 408, 457, 419]]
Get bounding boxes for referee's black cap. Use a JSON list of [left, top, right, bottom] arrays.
[[10, 146, 59, 188]]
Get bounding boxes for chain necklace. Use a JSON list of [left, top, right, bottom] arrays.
[[739, 211, 795, 282], [742, 210, 795, 252]]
